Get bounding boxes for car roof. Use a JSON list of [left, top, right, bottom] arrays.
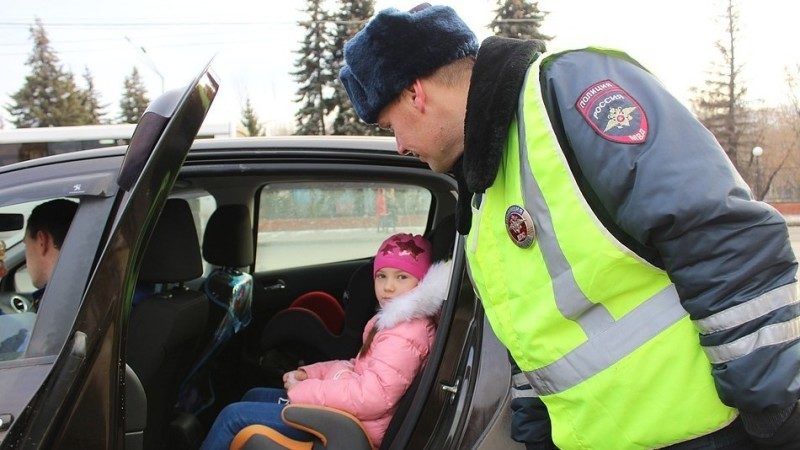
[[0, 136, 405, 175]]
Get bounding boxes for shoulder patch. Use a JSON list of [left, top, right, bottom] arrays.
[[575, 80, 648, 144]]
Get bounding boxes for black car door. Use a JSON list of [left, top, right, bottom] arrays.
[[0, 63, 218, 450]]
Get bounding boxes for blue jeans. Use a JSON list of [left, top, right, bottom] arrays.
[[200, 387, 313, 450]]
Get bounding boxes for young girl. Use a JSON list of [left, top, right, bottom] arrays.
[[200, 233, 450, 449]]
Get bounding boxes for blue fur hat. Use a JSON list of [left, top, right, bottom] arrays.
[[340, 4, 479, 124]]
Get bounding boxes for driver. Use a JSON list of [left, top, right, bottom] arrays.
[[0, 199, 77, 359], [22, 199, 78, 308]]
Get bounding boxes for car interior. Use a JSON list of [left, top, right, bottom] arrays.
[[0, 146, 463, 449], [135, 159, 457, 448]]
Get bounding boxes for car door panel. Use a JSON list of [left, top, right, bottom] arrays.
[[1, 64, 218, 449], [0, 192, 118, 449]]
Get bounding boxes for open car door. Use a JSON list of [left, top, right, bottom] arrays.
[[0, 62, 218, 449]]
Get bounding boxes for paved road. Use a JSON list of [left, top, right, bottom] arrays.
[[790, 226, 800, 259]]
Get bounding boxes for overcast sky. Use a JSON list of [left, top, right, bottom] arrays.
[[1, 0, 799, 132]]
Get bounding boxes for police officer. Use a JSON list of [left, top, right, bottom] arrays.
[[338, 4, 799, 449]]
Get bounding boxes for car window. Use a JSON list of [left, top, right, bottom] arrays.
[[192, 194, 217, 274], [182, 193, 216, 272], [256, 182, 431, 271], [14, 266, 35, 293], [0, 198, 77, 361], [0, 200, 39, 250], [0, 199, 54, 292]]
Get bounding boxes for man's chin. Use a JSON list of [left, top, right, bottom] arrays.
[[427, 159, 456, 174]]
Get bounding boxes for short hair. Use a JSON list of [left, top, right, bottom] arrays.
[[26, 199, 78, 250], [380, 57, 475, 114], [427, 56, 476, 88]]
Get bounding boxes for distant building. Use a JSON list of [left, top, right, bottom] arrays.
[[0, 122, 244, 166]]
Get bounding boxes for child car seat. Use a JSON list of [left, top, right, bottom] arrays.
[[284, 290, 345, 335], [229, 359, 427, 450], [259, 260, 378, 366]]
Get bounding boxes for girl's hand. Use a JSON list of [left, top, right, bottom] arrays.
[[283, 369, 308, 390]]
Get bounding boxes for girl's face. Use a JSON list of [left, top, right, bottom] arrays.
[[374, 267, 420, 307]]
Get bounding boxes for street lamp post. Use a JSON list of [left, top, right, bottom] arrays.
[[752, 146, 764, 200], [125, 36, 165, 93]]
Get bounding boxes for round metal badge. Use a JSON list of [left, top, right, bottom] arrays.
[[505, 205, 536, 248]]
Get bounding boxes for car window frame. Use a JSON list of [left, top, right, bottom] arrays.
[[0, 160, 122, 363]]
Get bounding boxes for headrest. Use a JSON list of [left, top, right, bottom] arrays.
[[139, 199, 203, 283], [202, 204, 254, 267]]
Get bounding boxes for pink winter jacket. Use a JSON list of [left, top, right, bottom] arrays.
[[287, 260, 451, 448]]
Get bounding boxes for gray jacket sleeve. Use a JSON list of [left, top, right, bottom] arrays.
[[508, 352, 555, 449], [539, 49, 799, 438]]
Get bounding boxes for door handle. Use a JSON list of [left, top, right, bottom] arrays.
[[441, 379, 460, 403], [263, 279, 286, 291]]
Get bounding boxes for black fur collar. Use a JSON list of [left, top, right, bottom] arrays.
[[454, 37, 544, 234]]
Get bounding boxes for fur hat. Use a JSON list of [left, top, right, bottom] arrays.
[[374, 233, 432, 281], [339, 4, 479, 124]]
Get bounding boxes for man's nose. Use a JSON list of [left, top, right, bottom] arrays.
[[396, 139, 409, 156]]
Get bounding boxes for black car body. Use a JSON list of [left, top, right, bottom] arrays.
[[0, 67, 519, 449]]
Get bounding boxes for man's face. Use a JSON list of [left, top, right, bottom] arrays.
[[377, 88, 464, 173], [23, 230, 49, 289]]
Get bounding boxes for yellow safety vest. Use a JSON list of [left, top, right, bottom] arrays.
[[465, 52, 737, 449]]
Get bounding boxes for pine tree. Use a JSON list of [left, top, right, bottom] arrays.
[[119, 67, 150, 124], [329, 0, 388, 135], [5, 19, 95, 127], [241, 97, 265, 136], [293, 0, 334, 135], [690, 0, 752, 173], [490, 0, 552, 41], [81, 67, 106, 124]]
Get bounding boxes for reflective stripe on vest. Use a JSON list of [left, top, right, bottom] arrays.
[[514, 71, 688, 395]]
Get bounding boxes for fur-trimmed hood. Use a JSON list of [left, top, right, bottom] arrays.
[[464, 36, 544, 193], [374, 260, 452, 330]]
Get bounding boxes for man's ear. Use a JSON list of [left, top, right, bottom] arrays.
[[408, 79, 427, 113], [36, 230, 54, 254]]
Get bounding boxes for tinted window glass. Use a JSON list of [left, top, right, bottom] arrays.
[[256, 182, 431, 271], [185, 194, 216, 272]]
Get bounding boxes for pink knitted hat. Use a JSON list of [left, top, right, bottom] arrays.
[[373, 233, 432, 281]]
